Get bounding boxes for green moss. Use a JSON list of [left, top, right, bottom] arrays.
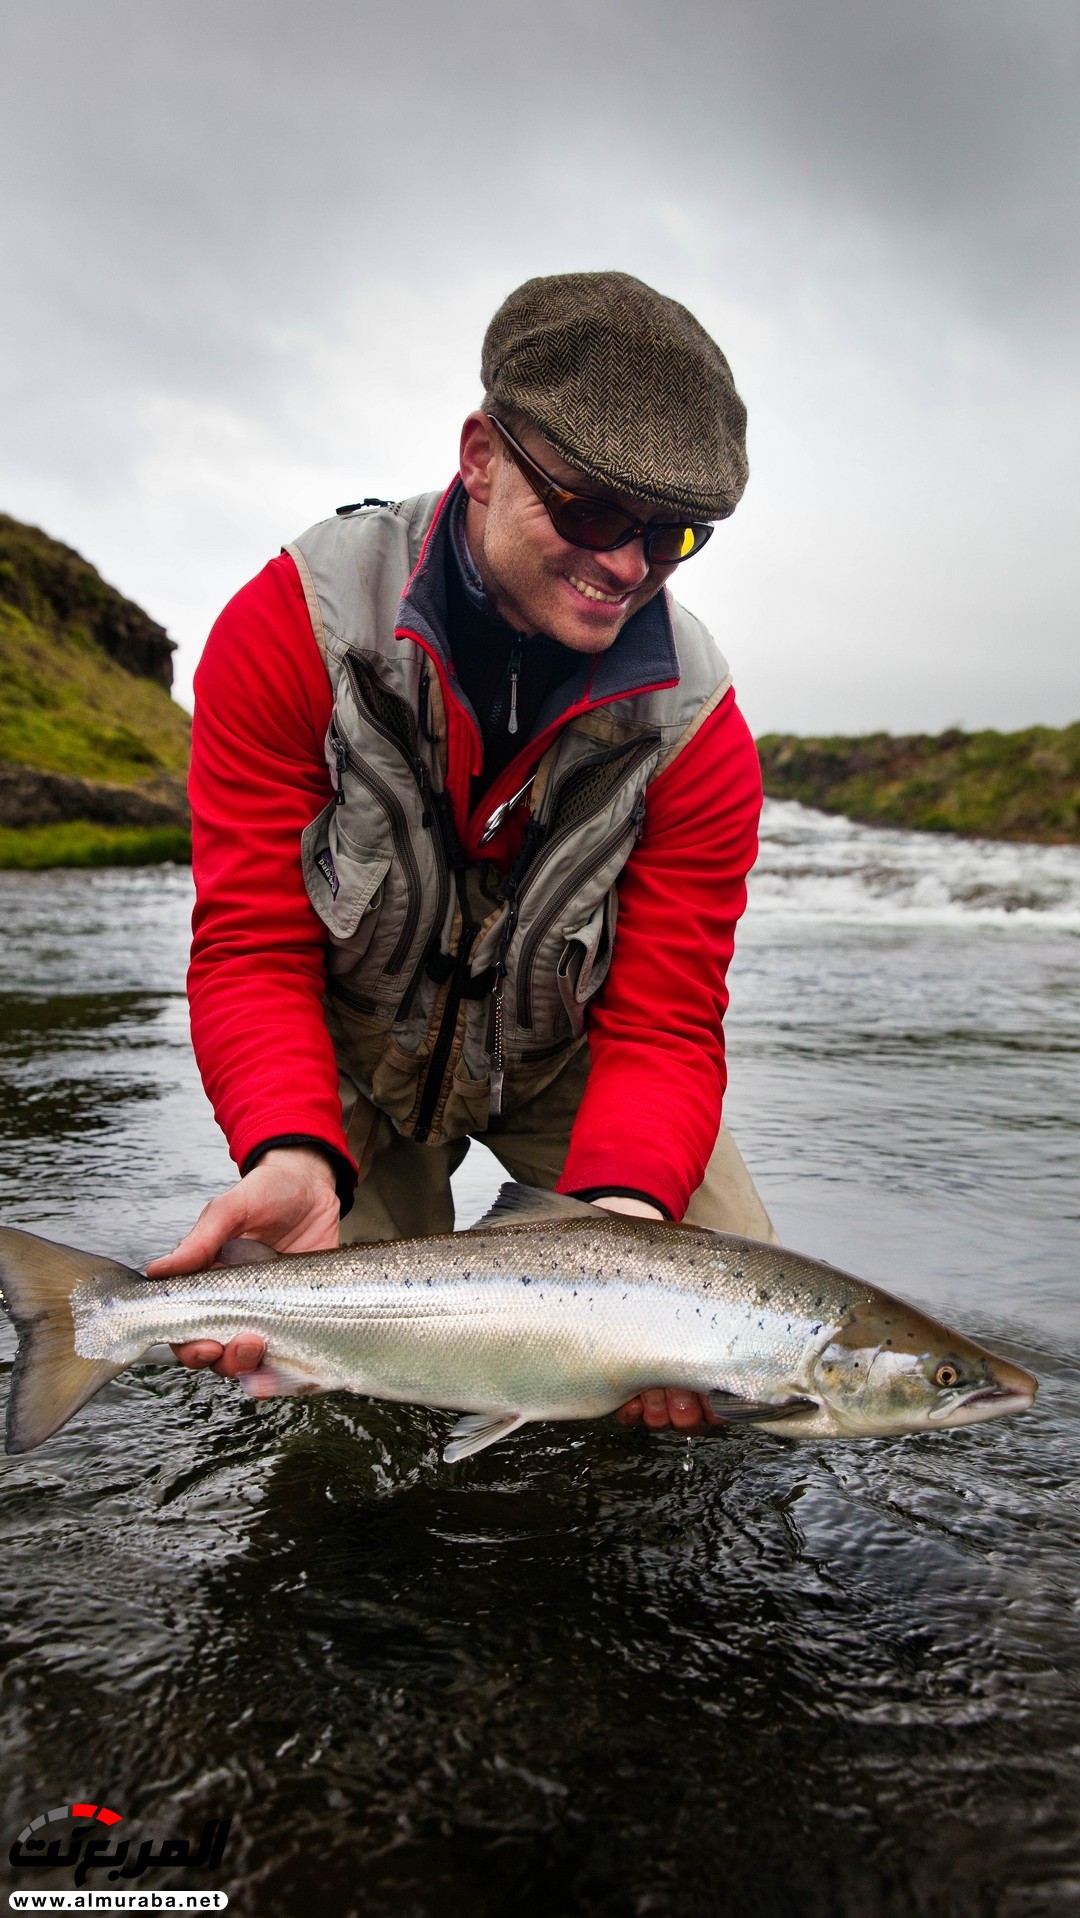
[[756, 724, 1080, 844], [0, 601, 190, 783], [0, 821, 192, 870]]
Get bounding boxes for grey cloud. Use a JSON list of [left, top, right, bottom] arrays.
[[0, 0, 1075, 730]]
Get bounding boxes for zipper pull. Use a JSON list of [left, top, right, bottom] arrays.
[[332, 735, 348, 806], [507, 638, 522, 736]]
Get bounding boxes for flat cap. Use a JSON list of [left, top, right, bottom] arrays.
[[481, 270, 748, 520]]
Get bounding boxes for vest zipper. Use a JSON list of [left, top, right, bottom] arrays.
[[332, 662, 452, 997], [412, 900, 479, 1143], [330, 720, 425, 977]]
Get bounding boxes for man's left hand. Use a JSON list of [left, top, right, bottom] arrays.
[[591, 1195, 722, 1434]]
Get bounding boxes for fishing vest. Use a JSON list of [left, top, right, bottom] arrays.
[[287, 490, 732, 1154]]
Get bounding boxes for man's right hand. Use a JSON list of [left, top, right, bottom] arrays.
[[147, 1146, 341, 1379]]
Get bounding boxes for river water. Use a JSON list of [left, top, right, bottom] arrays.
[[1, 800, 1078, 1917]]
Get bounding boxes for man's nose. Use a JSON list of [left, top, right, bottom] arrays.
[[590, 537, 651, 591]]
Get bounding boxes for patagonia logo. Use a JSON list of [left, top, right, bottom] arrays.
[[316, 847, 340, 898]]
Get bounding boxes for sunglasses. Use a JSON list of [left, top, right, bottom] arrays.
[[487, 415, 714, 565]]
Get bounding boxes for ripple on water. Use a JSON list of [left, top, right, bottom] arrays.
[[1, 840, 1079, 1916]]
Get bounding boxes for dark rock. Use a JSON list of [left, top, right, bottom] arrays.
[[0, 761, 189, 830], [0, 514, 176, 689]]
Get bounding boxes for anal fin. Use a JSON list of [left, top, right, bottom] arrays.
[[443, 1411, 529, 1463], [707, 1391, 817, 1423], [240, 1358, 324, 1399]]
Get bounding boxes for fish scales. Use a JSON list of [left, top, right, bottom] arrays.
[[70, 1221, 863, 1420], [0, 1185, 1037, 1456]]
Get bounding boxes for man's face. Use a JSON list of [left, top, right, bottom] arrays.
[[459, 412, 689, 654]]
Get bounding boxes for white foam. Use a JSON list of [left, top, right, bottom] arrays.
[[749, 800, 1080, 928]]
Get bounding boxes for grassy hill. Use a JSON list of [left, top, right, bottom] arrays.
[[757, 725, 1080, 845], [0, 514, 191, 867]]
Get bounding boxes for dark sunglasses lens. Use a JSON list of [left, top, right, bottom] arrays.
[[550, 496, 634, 550], [647, 522, 711, 563]]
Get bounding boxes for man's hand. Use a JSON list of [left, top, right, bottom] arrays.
[[148, 1147, 340, 1379], [591, 1195, 722, 1434], [615, 1388, 727, 1433]]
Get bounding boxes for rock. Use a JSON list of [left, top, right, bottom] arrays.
[[0, 762, 188, 830]]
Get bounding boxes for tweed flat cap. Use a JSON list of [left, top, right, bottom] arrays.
[[481, 270, 748, 519]]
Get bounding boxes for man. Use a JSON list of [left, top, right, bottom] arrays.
[[150, 271, 774, 1434]]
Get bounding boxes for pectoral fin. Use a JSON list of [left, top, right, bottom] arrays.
[[219, 1240, 282, 1266], [707, 1391, 817, 1423], [443, 1411, 530, 1462]]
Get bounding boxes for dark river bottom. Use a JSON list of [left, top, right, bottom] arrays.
[[1, 808, 1078, 1917]]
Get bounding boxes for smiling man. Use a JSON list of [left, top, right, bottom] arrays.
[[153, 271, 775, 1434]]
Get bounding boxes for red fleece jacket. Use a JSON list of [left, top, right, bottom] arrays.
[[188, 550, 762, 1220]]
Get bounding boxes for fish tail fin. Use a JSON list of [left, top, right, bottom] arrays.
[[0, 1227, 134, 1454]]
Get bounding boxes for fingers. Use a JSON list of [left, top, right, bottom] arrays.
[[170, 1336, 266, 1377], [615, 1388, 719, 1434], [147, 1191, 249, 1278], [665, 1390, 708, 1432], [171, 1340, 224, 1369], [215, 1336, 267, 1378]]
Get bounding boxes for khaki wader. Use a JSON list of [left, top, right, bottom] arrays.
[[338, 1042, 778, 1246]]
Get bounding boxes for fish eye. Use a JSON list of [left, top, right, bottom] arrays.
[[934, 1361, 960, 1389]]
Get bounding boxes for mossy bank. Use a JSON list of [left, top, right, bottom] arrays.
[[757, 725, 1080, 845], [0, 514, 191, 868]]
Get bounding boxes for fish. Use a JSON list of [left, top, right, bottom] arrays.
[[0, 1183, 1036, 1461]]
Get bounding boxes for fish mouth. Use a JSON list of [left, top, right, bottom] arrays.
[[928, 1364, 1037, 1425]]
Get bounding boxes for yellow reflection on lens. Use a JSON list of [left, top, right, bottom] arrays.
[[680, 526, 695, 557]]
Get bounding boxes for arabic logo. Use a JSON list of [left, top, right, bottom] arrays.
[[16, 1802, 123, 1843], [9, 1803, 231, 1887]]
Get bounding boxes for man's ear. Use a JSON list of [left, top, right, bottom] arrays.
[[459, 411, 500, 505]]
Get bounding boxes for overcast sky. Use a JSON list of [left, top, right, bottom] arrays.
[[1, 0, 1077, 733]]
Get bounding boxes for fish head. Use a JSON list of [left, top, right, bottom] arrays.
[[809, 1298, 1037, 1437]]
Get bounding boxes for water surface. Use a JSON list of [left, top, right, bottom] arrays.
[[1, 807, 1078, 1917]]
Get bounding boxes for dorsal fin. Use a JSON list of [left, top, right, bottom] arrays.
[[469, 1183, 601, 1232], [218, 1239, 282, 1267]]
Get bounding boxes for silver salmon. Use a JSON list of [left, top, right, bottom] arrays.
[[0, 1183, 1035, 1460]]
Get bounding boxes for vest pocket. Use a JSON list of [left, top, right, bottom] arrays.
[[555, 893, 616, 1036], [301, 802, 391, 949], [368, 1032, 431, 1128]]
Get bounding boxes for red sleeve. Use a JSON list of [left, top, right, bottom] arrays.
[[187, 553, 349, 1176], [557, 687, 761, 1221]]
